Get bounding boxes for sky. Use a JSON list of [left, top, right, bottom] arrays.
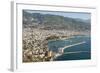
[[25, 10, 91, 20]]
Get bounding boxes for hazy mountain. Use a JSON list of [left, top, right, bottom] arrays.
[[23, 11, 91, 31]]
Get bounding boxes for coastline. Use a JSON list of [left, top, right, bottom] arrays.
[[23, 28, 90, 62]]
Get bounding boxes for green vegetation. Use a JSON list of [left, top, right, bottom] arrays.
[[45, 35, 59, 40]]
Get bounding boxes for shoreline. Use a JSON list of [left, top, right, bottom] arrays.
[[23, 28, 90, 62]]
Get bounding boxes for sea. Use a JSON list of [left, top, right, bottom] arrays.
[[48, 35, 91, 61]]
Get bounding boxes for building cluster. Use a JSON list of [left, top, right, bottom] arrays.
[[23, 28, 78, 62]]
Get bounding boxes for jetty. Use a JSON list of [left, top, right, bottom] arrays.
[[58, 41, 86, 53], [63, 51, 89, 55], [54, 41, 86, 58], [62, 41, 86, 50]]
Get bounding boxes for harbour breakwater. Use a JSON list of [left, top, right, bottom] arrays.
[[54, 41, 86, 59]]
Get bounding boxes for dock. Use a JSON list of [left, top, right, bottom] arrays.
[[57, 41, 86, 55], [54, 41, 86, 59]]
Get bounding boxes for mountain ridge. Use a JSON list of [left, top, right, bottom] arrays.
[[23, 11, 91, 31]]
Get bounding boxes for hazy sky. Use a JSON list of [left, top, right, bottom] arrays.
[[25, 10, 91, 20]]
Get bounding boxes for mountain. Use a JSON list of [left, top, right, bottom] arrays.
[[23, 11, 91, 31]]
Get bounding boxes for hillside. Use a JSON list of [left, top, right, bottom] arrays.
[[23, 10, 91, 31]]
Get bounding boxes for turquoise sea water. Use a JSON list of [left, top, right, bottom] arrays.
[[48, 35, 91, 61]]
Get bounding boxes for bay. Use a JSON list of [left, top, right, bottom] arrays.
[[48, 35, 91, 61]]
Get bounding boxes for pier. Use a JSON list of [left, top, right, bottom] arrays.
[[56, 41, 86, 56]]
